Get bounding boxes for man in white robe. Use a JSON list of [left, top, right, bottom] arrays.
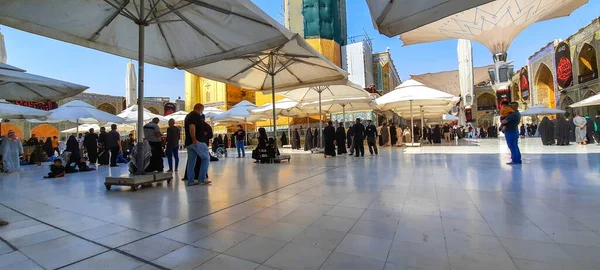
[[573, 113, 588, 145], [0, 130, 24, 173]]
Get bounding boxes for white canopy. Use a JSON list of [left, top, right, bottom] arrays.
[[252, 98, 312, 117], [118, 105, 168, 124], [0, 0, 293, 142], [366, 0, 493, 37], [520, 105, 565, 116], [442, 114, 460, 121], [0, 99, 50, 119], [400, 0, 588, 54], [0, 62, 88, 102], [569, 94, 600, 108], [185, 34, 347, 92], [40, 100, 124, 124], [278, 82, 371, 104], [301, 97, 375, 114], [212, 101, 262, 123], [0, 0, 291, 69], [376, 80, 458, 145], [375, 80, 458, 110], [61, 123, 135, 134], [165, 111, 188, 122], [203, 107, 225, 120]]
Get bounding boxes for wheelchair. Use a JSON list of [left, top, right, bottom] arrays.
[[214, 144, 228, 158]]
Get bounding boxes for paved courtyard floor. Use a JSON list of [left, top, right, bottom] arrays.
[[0, 138, 599, 270]]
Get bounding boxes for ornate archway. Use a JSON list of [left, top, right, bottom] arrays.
[[578, 43, 598, 80], [97, 103, 117, 115], [476, 93, 497, 111], [31, 124, 59, 139], [0, 123, 22, 138], [534, 64, 556, 108]]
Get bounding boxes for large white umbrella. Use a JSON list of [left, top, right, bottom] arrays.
[[118, 105, 168, 124], [37, 100, 124, 133], [165, 111, 188, 122], [376, 80, 458, 145], [0, 99, 50, 119], [125, 60, 136, 108], [61, 123, 135, 134], [212, 101, 260, 142], [400, 0, 588, 54], [0, 62, 88, 101], [520, 105, 565, 116], [442, 114, 460, 121], [0, 0, 293, 142], [0, 99, 50, 135], [569, 94, 600, 108], [278, 82, 370, 147], [366, 0, 493, 37], [252, 98, 316, 141], [301, 97, 375, 128], [186, 34, 348, 143], [203, 107, 225, 121]]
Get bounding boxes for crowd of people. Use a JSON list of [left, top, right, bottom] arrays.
[[537, 111, 600, 146]]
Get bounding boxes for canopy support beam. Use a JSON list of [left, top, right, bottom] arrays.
[[410, 100, 414, 144]]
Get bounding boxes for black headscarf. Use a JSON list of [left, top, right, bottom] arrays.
[[44, 138, 54, 157]]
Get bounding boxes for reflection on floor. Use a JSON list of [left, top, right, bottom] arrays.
[[0, 138, 599, 270]]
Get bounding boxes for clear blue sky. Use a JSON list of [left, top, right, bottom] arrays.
[[2, 0, 599, 100]]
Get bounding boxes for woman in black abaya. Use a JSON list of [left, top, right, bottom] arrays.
[[538, 117, 555, 145], [323, 122, 336, 157], [293, 129, 301, 149], [555, 115, 570, 146], [304, 128, 313, 151], [389, 124, 398, 146], [281, 132, 288, 146], [432, 125, 442, 143], [335, 122, 347, 155]]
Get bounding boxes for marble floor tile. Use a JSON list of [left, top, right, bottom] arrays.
[[61, 251, 145, 270], [192, 229, 251, 253], [320, 251, 385, 270], [264, 242, 331, 270], [224, 235, 287, 264], [118, 235, 185, 261], [335, 233, 392, 261], [152, 245, 217, 269], [195, 254, 259, 270]]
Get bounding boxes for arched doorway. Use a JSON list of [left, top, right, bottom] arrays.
[[534, 64, 556, 108], [31, 124, 59, 139], [0, 123, 22, 138], [578, 43, 598, 80], [476, 93, 497, 111], [97, 103, 117, 115], [560, 95, 575, 116]]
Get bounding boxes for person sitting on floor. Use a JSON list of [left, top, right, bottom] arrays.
[[44, 159, 66, 179], [267, 137, 280, 158], [77, 157, 96, 172]]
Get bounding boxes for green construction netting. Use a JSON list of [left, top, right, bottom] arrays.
[[302, 0, 346, 45]]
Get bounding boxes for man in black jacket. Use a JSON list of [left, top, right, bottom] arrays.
[[353, 118, 366, 157], [365, 120, 378, 155], [84, 128, 98, 164]]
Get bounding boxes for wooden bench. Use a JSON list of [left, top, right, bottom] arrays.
[[105, 172, 173, 191]]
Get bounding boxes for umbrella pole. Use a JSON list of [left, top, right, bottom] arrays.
[[271, 74, 277, 144], [244, 118, 248, 146], [410, 100, 414, 144], [319, 90, 323, 149], [287, 117, 290, 146], [76, 119, 79, 134], [342, 104, 346, 128], [420, 106, 424, 143], [136, 0, 145, 143]]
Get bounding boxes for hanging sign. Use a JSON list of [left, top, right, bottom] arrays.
[[555, 41, 573, 90], [163, 103, 176, 116], [519, 67, 530, 101]]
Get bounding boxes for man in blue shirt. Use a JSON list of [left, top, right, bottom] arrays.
[[501, 102, 522, 165]]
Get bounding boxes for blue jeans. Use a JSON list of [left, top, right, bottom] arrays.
[[186, 143, 209, 184], [505, 130, 522, 163], [236, 140, 245, 157], [165, 146, 179, 170]]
